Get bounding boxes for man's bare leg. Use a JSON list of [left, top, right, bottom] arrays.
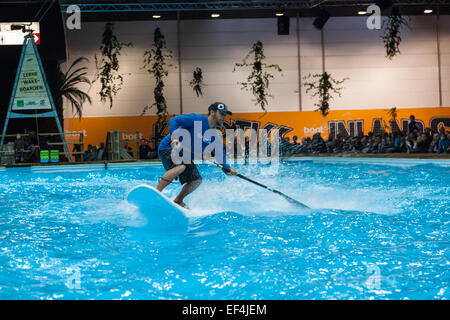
[[156, 165, 186, 192], [174, 178, 202, 207]]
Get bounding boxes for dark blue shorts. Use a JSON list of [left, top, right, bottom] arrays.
[[158, 149, 201, 184]]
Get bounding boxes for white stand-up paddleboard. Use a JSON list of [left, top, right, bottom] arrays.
[[127, 184, 189, 231]]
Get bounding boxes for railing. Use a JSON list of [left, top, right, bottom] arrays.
[[0, 131, 84, 164], [106, 130, 140, 161]]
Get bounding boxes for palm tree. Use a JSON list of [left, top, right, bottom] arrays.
[[54, 57, 92, 120]]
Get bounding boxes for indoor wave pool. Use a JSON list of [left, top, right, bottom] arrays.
[[0, 157, 448, 299]]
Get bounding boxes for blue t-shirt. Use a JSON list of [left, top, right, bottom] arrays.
[[158, 113, 230, 173]]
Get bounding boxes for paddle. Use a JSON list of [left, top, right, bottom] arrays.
[[173, 143, 310, 209], [213, 161, 310, 209]]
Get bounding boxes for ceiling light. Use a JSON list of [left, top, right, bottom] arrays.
[[358, 11, 367, 15], [276, 13, 284, 17], [153, 15, 161, 19], [424, 9, 433, 14], [211, 13, 220, 18]]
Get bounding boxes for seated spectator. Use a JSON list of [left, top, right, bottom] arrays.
[[87, 146, 98, 161], [139, 139, 152, 159], [406, 134, 419, 153], [311, 132, 326, 153], [123, 142, 133, 157], [438, 133, 450, 154], [279, 137, 292, 156], [148, 142, 157, 159], [385, 135, 397, 153], [296, 137, 311, 154], [378, 137, 386, 153], [83, 144, 92, 161], [428, 133, 440, 153], [14, 134, 25, 162], [97, 142, 106, 161], [417, 133, 429, 153], [352, 136, 363, 152], [424, 128, 432, 146]]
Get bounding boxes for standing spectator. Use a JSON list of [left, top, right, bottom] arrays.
[[407, 115, 422, 135], [25, 131, 40, 162], [14, 134, 25, 162], [97, 142, 106, 160], [73, 144, 82, 162], [393, 133, 402, 152]]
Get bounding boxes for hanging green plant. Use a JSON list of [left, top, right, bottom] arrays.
[[303, 72, 349, 117], [233, 40, 282, 112], [94, 22, 132, 108], [189, 67, 205, 97], [380, 8, 410, 60], [141, 27, 174, 120]]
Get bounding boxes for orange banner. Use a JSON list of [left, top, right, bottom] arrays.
[[64, 107, 450, 149]]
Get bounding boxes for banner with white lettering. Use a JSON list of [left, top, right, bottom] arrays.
[[11, 37, 52, 110]]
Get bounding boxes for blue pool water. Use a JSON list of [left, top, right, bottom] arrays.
[[0, 158, 448, 299]]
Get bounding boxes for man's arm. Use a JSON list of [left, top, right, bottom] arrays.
[[168, 114, 199, 148], [168, 114, 196, 137]]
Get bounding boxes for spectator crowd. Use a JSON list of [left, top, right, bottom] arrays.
[[279, 115, 450, 156], [77, 138, 158, 162], [36, 114, 449, 163]]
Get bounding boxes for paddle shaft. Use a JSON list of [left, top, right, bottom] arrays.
[[214, 163, 309, 209], [181, 147, 309, 208]]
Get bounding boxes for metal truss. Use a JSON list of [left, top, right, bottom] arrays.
[[310, 0, 450, 6], [58, 0, 450, 13], [59, 1, 314, 12]]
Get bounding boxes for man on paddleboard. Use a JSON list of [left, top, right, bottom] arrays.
[[156, 102, 238, 208]]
